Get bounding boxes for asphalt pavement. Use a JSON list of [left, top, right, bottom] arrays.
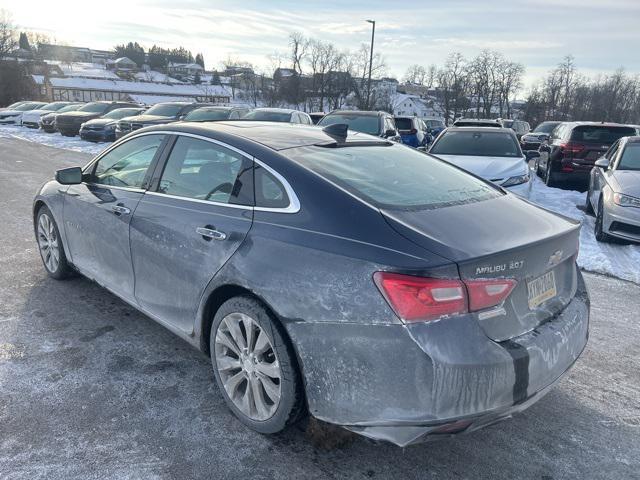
[[0, 137, 638, 479]]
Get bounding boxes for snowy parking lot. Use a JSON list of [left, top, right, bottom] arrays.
[[1, 123, 638, 284]]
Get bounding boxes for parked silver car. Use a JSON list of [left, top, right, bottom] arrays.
[[586, 136, 640, 242]]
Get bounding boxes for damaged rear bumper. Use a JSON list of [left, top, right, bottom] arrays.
[[286, 272, 589, 447]]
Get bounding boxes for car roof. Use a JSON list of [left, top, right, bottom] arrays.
[[445, 126, 515, 134], [562, 121, 637, 128], [326, 110, 385, 117], [252, 108, 298, 113], [142, 120, 388, 151]]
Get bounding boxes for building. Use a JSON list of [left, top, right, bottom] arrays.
[[106, 57, 138, 71], [38, 44, 93, 63], [392, 93, 444, 119], [168, 62, 204, 76], [45, 77, 231, 104]]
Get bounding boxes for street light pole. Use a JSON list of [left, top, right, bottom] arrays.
[[366, 19, 375, 110]]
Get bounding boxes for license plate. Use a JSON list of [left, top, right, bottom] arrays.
[[527, 270, 557, 309]]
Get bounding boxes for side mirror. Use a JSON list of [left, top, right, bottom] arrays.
[[384, 129, 396, 138], [594, 158, 609, 169], [525, 150, 540, 160], [55, 167, 83, 185]]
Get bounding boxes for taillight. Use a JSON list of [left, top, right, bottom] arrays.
[[373, 273, 466, 323], [560, 142, 584, 154], [374, 272, 517, 323], [465, 278, 517, 311]]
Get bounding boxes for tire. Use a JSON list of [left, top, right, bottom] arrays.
[[544, 159, 557, 187], [210, 295, 304, 434], [594, 196, 612, 243], [35, 206, 74, 279], [585, 184, 594, 215]]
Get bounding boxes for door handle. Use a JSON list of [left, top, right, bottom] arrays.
[[111, 205, 131, 215], [196, 226, 227, 241]]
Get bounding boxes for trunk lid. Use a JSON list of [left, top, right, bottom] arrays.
[[382, 195, 581, 341]]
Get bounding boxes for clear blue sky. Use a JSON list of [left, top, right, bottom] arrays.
[[3, 0, 639, 88]]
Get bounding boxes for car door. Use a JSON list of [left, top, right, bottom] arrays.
[[63, 133, 167, 302], [129, 134, 254, 332]]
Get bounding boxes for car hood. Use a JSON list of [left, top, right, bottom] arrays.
[[0, 110, 21, 116], [431, 154, 527, 181], [611, 170, 640, 198], [121, 114, 176, 123], [83, 118, 116, 127]]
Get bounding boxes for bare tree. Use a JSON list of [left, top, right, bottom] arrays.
[[403, 64, 426, 85], [0, 9, 17, 58]]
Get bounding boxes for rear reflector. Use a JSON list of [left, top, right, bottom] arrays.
[[374, 272, 517, 323]]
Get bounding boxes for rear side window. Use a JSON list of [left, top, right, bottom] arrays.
[[254, 165, 289, 208], [157, 136, 252, 205], [570, 125, 636, 144], [288, 144, 500, 210], [430, 131, 521, 157]]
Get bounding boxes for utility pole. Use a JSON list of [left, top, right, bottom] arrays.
[[366, 19, 375, 110]]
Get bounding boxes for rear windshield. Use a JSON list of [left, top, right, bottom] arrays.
[[619, 144, 640, 171], [426, 119, 445, 128], [287, 144, 500, 210], [533, 122, 559, 134], [571, 125, 637, 144], [244, 110, 292, 122], [79, 103, 110, 113], [145, 104, 184, 117], [185, 109, 230, 121], [430, 131, 521, 157], [394, 118, 413, 130], [501, 120, 514, 128], [318, 114, 380, 135], [58, 104, 82, 113]]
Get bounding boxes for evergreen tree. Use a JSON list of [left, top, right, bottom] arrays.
[[194, 71, 201, 84], [195, 53, 205, 69], [18, 32, 30, 51]]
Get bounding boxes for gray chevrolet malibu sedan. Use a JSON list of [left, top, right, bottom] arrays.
[[33, 122, 589, 446], [587, 135, 640, 243]]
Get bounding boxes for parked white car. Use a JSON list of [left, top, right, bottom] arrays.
[[0, 101, 47, 125], [21, 101, 79, 128], [428, 126, 535, 198]]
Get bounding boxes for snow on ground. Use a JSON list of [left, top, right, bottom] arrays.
[[1, 123, 638, 283], [529, 175, 640, 284], [0, 124, 109, 156]]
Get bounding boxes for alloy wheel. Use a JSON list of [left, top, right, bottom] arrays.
[[37, 213, 59, 273], [214, 312, 282, 421]]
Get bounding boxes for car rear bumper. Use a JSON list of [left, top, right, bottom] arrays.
[[286, 271, 589, 446]]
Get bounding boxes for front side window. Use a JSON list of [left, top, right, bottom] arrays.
[[92, 134, 165, 188], [287, 144, 500, 210], [430, 131, 521, 157], [157, 136, 252, 205]]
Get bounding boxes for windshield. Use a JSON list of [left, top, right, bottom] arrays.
[[58, 104, 82, 113], [145, 104, 185, 116], [6, 102, 25, 109], [185, 109, 230, 121], [103, 108, 141, 120], [318, 114, 380, 135], [79, 103, 110, 113], [244, 110, 292, 122], [287, 144, 500, 210], [395, 118, 414, 131], [619, 144, 640, 171], [501, 120, 514, 128], [533, 122, 559, 134], [426, 120, 444, 128], [571, 125, 637, 144], [42, 102, 67, 112], [431, 131, 521, 157], [16, 102, 45, 111]]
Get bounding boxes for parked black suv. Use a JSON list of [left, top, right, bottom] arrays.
[[115, 102, 211, 138], [317, 110, 400, 140], [55, 101, 140, 136], [537, 121, 638, 186]]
